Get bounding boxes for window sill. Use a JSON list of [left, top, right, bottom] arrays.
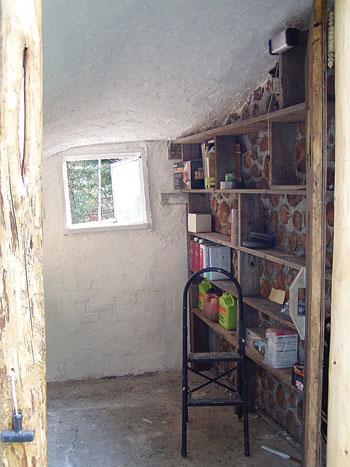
[[64, 222, 151, 235]]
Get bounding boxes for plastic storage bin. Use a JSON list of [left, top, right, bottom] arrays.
[[265, 328, 298, 368], [198, 279, 213, 311], [219, 293, 237, 330], [204, 293, 219, 322]]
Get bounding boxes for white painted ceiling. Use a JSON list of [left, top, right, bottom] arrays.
[[43, 0, 311, 155]]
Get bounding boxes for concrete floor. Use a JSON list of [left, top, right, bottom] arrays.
[[48, 371, 301, 467]]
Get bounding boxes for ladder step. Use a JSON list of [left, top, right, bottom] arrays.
[[188, 396, 243, 407], [188, 351, 241, 363]]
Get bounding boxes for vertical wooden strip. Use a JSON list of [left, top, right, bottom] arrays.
[[303, 1, 327, 466], [0, 1, 46, 466], [327, 1, 350, 465]]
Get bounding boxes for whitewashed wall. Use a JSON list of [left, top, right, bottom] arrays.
[[43, 141, 187, 382]]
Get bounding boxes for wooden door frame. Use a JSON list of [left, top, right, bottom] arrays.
[[304, 0, 327, 465], [0, 1, 46, 465], [327, 0, 350, 464]]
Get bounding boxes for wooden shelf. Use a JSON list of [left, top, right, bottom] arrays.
[[210, 280, 295, 329], [239, 245, 305, 270], [244, 296, 295, 328], [181, 187, 307, 195], [174, 103, 306, 144], [191, 307, 293, 387], [191, 231, 233, 249], [191, 307, 237, 346], [190, 231, 305, 270], [245, 347, 292, 387]]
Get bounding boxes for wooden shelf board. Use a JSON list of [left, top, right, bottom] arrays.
[[190, 232, 305, 270], [271, 184, 306, 191], [245, 347, 292, 387], [243, 295, 295, 329], [210, 280, 295, 329], [191, 307, 292, 387], [239, 245, 305, 270], [174, 103, 306, 144], [191, 307, 237, 347], [192, 231, 233, 249], [181, 186, 307, 195]]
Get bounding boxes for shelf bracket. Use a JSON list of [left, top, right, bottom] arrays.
[[289, 267, 306, 340]]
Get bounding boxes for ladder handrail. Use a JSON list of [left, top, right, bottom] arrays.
[[182, 267, 246, 362]]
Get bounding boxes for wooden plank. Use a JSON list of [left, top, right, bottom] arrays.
[[239, 193, 261, 244], [270, 123, 299, 186], [191, 231, 233, 249], [181, 143, 201, 161], [211, 279, 295, 329], [279, 35, 307, 108], [327, 1, 350, 465], [0, 1, 46, 465], [174, 102, 306, 144], [303, 0, 327, 464], [167, 141, 182, 160], [214, 135, 236, 188], [191, 308, 293, 387], [183, 187, 307, 195], [238, 252, 260, 296], [191, 308, 237, 346], [244, 296, 295, 329], [239, 246, 305, 270], [190, 231, 305, 270]]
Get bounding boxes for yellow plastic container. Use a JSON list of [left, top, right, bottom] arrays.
[[219, 293, 237, 330]]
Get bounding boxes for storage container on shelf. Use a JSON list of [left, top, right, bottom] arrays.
[[219, 293, 237, 330], [198, 279, 213, 311], [204, 293, 220, 322], [265, 328, 299, 368]]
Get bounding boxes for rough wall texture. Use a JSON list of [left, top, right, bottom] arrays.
[[43, 0, 312, 156], [43, 141, 187, 382]]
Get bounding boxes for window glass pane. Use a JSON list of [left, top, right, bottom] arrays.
[[100, 159, 114, 220], [66, 160, 98, 224], [65, 154, 147, 228], [111, 157, 146, 225]]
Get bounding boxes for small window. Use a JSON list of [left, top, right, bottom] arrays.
[[62, 153, 149, 231]]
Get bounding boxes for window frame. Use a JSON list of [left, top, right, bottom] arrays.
[[61, 149, 151, 234]]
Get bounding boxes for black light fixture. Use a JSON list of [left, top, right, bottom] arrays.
[[269, 28, 299, 55]]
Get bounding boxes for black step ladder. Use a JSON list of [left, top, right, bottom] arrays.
[[181, 267, 250, 458]]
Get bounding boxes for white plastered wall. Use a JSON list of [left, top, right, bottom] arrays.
[[43, 141, 187, 382]]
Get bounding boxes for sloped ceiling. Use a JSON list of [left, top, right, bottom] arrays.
[[43, 0, 312, 155]]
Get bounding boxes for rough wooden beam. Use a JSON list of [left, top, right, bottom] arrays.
[[327, 1, 350, 465], [0, 1, 46, 465], [303, 0, 327, 465]]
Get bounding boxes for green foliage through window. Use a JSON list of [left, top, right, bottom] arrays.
[[67, 159, 116, 224]]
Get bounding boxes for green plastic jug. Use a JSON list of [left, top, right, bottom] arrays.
[[219, 293, 237, 330], [198, 279, 213, 311]]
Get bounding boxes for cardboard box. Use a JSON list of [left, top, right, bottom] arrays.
[[188, 214, 212, 233], [183, 160, 205, 189]]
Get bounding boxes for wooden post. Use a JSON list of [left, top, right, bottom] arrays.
[[0, 1, 46, 466], [303, 0, 327, 465], [327, 1, 350, 465]]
